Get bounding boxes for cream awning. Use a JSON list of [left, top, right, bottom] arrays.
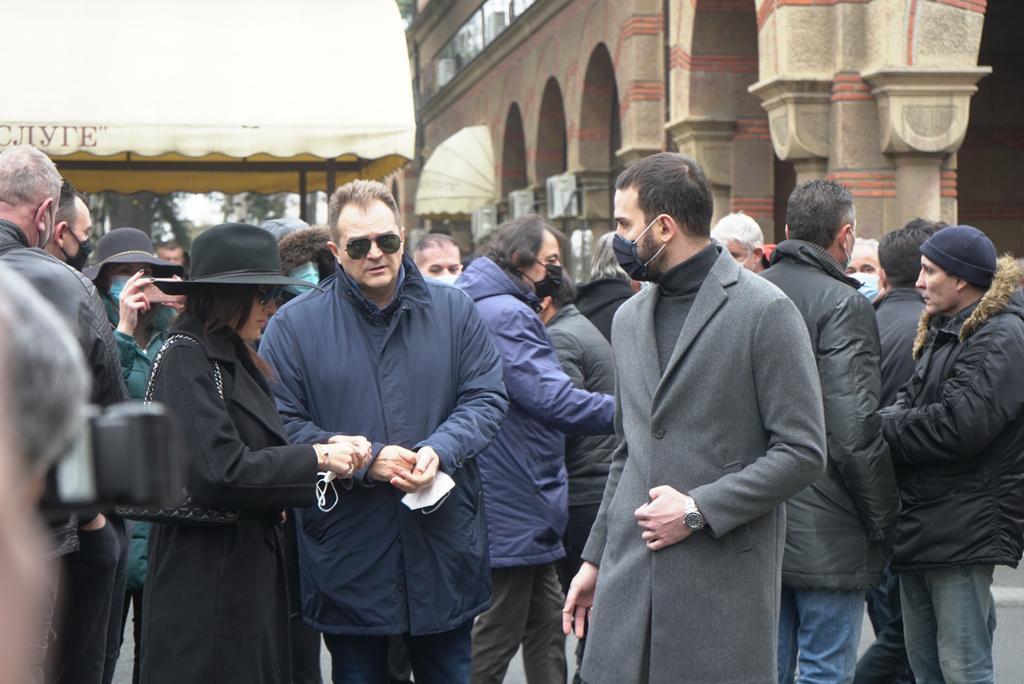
[[415, 126, 495, 217], [1, 0, 415, 194]]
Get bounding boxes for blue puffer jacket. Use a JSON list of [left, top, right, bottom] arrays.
[[457, 257, 615, 567], [260, 257, 509, 636]]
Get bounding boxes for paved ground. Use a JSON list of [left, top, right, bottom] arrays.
[[113, 564, 1024, 683]]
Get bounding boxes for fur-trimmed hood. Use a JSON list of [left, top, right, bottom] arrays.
[[277, 226, 331, 274], [913, 254, 1023, 359]]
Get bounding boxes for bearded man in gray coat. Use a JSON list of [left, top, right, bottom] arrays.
[[563, 152, 827, 684]]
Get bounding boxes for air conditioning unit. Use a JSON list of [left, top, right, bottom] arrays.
[[546, 173, 579, 218], [471, 205, 498, 242], [508, 188, 534, 219], [436, 58, 457, 87]]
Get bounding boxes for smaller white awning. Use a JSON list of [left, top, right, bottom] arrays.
[[415, 126, 495, 217]]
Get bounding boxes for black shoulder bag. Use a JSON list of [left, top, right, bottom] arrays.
[[116, 333, 241, 526]]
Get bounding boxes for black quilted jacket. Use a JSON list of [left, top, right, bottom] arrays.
[[882, 256, 1024, 572], [763, 240, 898, 590]]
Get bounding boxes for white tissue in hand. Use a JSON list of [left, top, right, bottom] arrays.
[[401, 472, 455, 510]]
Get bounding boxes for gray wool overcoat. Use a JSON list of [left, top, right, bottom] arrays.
[[580, 251, 828, 684]]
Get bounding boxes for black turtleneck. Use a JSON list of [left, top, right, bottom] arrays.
[[654, 242, 719, 370]]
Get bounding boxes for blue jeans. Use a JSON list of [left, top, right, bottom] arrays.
[[323, 619, 472, 684], [899, 565, 996, 684], [778, 587, 865, 684], [855, 564, 915, 683]]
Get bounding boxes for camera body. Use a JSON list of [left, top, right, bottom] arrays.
[[53, 401, 183, 508]]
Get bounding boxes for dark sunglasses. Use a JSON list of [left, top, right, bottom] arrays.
[[345, 233, 402, 260], [256, 285, 285, 306]]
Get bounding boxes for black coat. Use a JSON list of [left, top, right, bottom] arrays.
[[575, 277, 634, 343], [140, 313, 317, 684], [763, 240, 898, 590], [882, 256, 1024, 572], [875, 287, 925, 408], [547, 304, 617, 506]]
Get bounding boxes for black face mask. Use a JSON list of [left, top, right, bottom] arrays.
[[62, 233, 92, 272], [519, 262, 563, 300]]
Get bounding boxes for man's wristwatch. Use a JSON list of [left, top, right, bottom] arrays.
[[683, 496, 705, 531]]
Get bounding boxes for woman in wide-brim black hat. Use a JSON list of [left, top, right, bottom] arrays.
[[139, 223, 372, 684]]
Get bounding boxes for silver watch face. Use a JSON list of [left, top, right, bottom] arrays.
[[684, 511, 705, 530]]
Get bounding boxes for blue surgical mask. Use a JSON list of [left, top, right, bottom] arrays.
[[850, 272, 880, 301], [108, 275, 130, 303], [612, 215, 668, 282], [285, 262, 320, 296]]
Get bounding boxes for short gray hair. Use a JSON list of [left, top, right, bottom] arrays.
[[0, 264, 89, 479], [590, 232, 629, 281], [711, 212, 764, 251], [853, 237, 879, 253], [0, 145, 61, 210]]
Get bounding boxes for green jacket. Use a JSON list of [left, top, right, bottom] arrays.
[[104, 295, 173, 399], [103, 294, 174, 590]]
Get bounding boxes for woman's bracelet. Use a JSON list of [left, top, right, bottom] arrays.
[[313, 444, 332, 472]]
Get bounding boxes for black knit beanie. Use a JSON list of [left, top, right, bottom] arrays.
[[919, 224, 996, 288]]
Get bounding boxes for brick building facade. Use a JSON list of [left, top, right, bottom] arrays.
[[403, 0, 1022, 271]]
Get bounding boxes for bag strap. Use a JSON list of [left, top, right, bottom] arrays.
[[145, 333, 224, 404]]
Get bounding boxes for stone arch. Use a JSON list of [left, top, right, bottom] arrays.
[[669, 1, 777, 237], [501, 103, 528, 197], [958, 1, 1024, 253], [535, 77, 568, 184], [578, 43, 620, 173]]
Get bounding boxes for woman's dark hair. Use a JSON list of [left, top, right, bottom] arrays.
[[486, 214, 566, 275], [184, 285, 272, 378]]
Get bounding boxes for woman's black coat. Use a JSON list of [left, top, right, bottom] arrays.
[[140, 313, 318, 684]]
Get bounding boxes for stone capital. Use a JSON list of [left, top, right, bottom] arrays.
[[665, 118, 735, 187], [615, 144, 662, 169], [748, 78, 831, 162], [862, 68, 991, 155]]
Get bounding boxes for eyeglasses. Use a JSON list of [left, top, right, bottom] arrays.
[[256, 285, 285, 306], [345, 233, 402, 260]]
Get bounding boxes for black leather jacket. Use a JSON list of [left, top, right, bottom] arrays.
[[0, 219, 129, 556], [763, 240, 898, 590], [882, 256, 1024, 572]]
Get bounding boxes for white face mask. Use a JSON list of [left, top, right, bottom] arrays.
[[430, 274, 460, 286]]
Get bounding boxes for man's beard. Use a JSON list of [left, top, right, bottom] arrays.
[[639, 230, 667, 281]]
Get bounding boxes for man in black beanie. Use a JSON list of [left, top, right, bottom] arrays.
[[881, 224, 1024, 683]]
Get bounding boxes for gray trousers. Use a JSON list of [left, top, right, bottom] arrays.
[[471, 563, 567, 684]]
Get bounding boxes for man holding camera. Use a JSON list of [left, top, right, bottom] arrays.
[[0, 145, 129, 684]]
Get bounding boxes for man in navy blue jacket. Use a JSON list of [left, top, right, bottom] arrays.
[[260, 180, 508, 683], [458, 215, 615, 683]]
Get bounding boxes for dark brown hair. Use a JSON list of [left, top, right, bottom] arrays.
[[486, 214, 566, 275], [615, 152, 714, 238], [184, 285, 272, 378]]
